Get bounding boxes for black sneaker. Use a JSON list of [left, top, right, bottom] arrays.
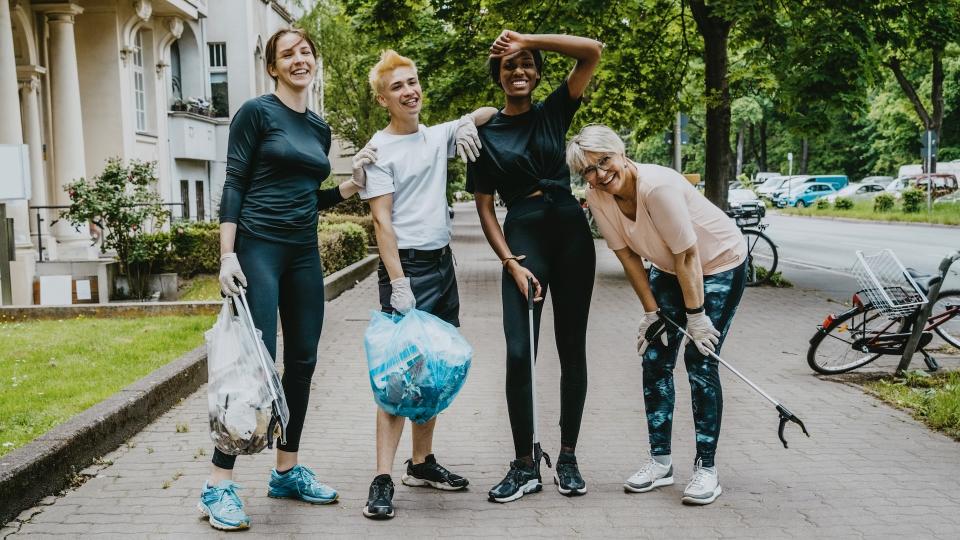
[[362, 474, 395, 520], [401, 454, 469, 491], [488, 460, 541, 503], [554, 452, 586, 496]]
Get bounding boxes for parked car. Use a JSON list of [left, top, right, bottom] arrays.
[[769, 175, 812, 199], [886, 173, 959, 199], [859, 175, 894, 187], [753, 171, 781, 185], [728, 188, 767, 217], [775, 182, 838, 208], [770, 174, 848, 201], [825, 182, 887, 203], [755, 176, 794, 200]]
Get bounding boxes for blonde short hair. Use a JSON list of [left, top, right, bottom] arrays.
[[368, 49, 417, 96], [566, 124, 626, 175]]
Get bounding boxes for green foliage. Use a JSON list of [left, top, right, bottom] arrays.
[[874, 193, 895, 212], [866, 370, 960, 440], [901, 188, 925, 213], [169, 224, 221, 276], [815, 197, 831, 209], [61, 158, 170, 277], [318, 222, 368, 274], [321, 213, 376, 246], [833, 197, 854, 210]]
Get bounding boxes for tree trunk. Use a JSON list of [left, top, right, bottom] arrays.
[[735, 124, 745, 177], [886, 48, 945, 173], [689, 0, 733, 209], [759, 119, 767, 172], [800, 137, 809, 174]]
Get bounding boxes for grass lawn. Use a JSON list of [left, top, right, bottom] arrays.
[[178, 274, 220, 301], [864, 370, 960, 440], [0, 315, 214, 456], [780, 200, 960, 225]]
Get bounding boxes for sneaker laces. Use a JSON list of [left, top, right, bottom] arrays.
[[294, 465, 320, 488], [213, 482, 244, 513], [688, 461, 715, 491], [635, 457, 658, 477]]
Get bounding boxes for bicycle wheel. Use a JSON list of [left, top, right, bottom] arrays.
[[742, 229, 778, 287], [932, 289, 960, 349], [807, 305, 900, 374]]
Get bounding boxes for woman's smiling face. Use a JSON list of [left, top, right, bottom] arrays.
[[498, 50, 540, 97]]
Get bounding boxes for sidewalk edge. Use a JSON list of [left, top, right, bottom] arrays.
[[0, 254, 379, 525]]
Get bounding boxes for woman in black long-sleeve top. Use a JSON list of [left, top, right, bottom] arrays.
[[198, 29, 373, 531]]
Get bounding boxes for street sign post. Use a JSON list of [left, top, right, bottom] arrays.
[[788, 152, 794, 177], [923, 130, 937, 212]]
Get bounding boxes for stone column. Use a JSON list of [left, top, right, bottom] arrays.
[[0, 0, 36, 305], [18, 66, 56, 261], [40, 3, 92, 258]]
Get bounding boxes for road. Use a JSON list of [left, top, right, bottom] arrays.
[[761, 213, 960, 301]]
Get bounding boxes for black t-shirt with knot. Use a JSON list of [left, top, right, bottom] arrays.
[[466, 81, 582, 206]]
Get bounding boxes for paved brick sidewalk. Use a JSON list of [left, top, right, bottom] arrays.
[[5, 205, 960, 538]]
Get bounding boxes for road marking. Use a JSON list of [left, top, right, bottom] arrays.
[[777, 257, 855, 277]]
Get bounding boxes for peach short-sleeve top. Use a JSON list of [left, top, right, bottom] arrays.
[[586, 162, 746, 275]]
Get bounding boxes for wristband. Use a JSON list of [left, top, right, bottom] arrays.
[[501, 255, 526, 267], [685, 305, 705, 315]]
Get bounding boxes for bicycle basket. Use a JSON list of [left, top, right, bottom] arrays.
[[851, 249, 928, 318]]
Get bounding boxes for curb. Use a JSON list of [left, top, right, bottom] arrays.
[[773, 211, 959, 229], [0, 254, 379, 525]]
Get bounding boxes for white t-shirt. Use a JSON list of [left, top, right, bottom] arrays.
[[359, 121, 457, 250]]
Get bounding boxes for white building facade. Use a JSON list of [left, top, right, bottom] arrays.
[[0, 0, 321, 305]]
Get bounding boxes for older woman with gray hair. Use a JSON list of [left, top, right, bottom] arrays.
[[566, 124, 746, 505]]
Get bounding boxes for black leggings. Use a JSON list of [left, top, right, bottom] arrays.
[[212, 233, 325, 470], [501, 194, 595, 458]]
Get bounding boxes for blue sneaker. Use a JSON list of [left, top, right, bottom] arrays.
[[267, 464, 338, 504], [197, 481, 250, 531]]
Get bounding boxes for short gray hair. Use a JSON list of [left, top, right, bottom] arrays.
[[566, 124, 626, 175]]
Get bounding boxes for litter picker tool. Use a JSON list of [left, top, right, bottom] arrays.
[[649, 311, 809, 449], [528, 277, 551, 469]]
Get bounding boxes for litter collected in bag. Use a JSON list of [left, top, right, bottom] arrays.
[[205, 291, 289, 455], [364, 309, 472, 424]]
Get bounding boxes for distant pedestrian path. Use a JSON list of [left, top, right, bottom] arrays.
[[6, 204, 960, 538]]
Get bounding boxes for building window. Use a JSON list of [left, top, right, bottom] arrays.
[[170, 41, 182, 102], [133, 31, 147, 132], [180, 180, 190, 220], [195, 180, 205, 221], [208, 42, 228, 117], [208, 42, 227, 68]]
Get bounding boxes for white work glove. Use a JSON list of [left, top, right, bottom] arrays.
[[219, 253, 247, 296], [351, 143, 377, 188], [454, 114, 482, 163], [686, 311, 721, 356], [389, 276, 416, 314], [636, 311, 666, 356]]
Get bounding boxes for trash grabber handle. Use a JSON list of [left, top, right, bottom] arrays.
[[527, 276, 550, 468], [654, 310, 810, 449]]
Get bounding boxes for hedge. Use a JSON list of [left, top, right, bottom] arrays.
[[321, 213, 376, 246], [134, 220, 369, 277], [318, 222, 368, 274]]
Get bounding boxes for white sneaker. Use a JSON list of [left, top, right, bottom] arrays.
[[624, 455, 674, 493], [682, 460, 721, 505]]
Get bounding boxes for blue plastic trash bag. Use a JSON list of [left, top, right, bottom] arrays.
[[364, 309, 472, 424]]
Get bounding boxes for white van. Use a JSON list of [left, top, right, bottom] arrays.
[[897, 160, 960, 179]]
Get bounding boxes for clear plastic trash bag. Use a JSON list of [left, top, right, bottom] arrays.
[[205, 291, 289, 455], [364, 309, 472, 424]]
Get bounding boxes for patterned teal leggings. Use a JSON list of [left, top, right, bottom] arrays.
[[643, 262, 746, 468]]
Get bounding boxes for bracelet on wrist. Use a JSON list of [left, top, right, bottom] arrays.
[[685, 305, 705, 315], [501, 255, 526, 267]]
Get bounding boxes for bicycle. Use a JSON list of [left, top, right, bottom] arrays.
[[727, 203, 778, 287], [807, 249, 960, 375]]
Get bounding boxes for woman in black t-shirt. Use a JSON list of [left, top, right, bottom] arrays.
[[466, 30, 602, 503]]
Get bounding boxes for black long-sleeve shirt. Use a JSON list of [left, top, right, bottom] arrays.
[[219, 94, 342, 245]]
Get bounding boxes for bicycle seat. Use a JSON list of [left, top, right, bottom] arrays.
[[905, 267, 941, 294]]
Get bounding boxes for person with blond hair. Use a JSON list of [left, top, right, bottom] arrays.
[[358, 49, 497, 520], [203, 28, 375, 531], [566, 124, 746, 505]]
